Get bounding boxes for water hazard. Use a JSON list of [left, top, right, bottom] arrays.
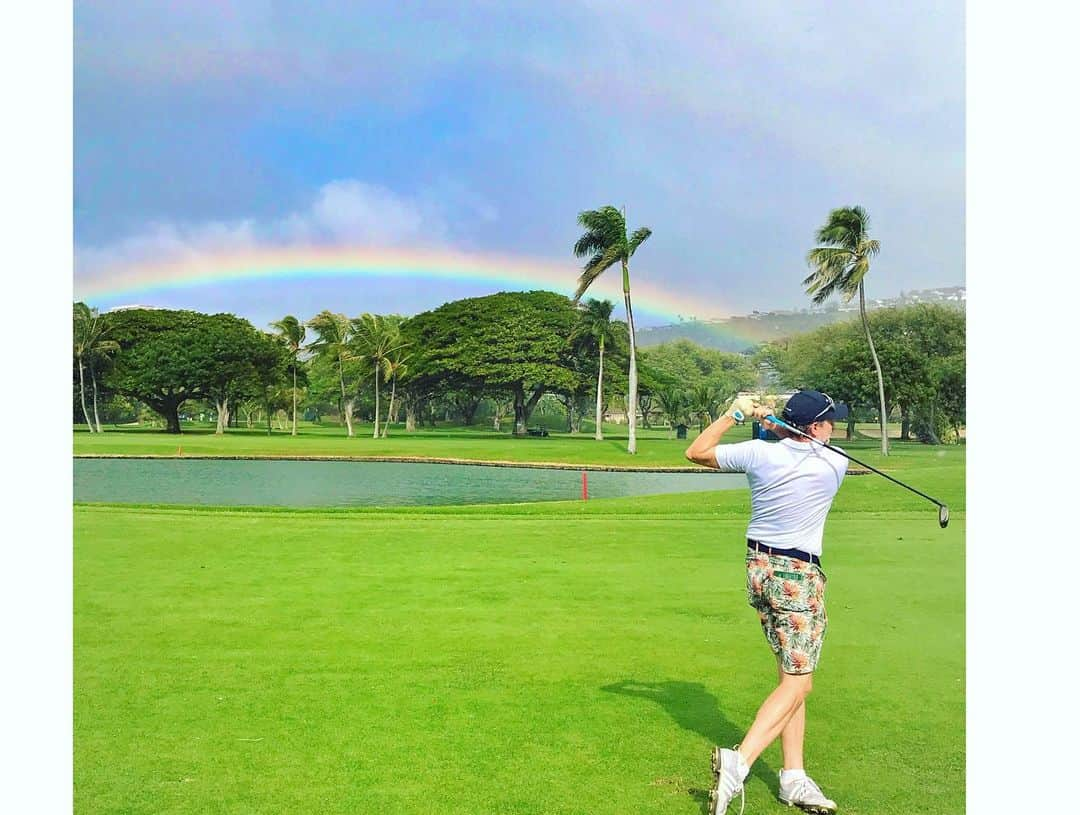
[[73, 458, 746, 507]]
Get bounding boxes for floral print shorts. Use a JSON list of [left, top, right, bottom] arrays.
[[746, 551, 828, 674]]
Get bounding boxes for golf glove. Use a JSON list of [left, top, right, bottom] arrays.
[[753, 395, 779, 420], [724, 396, 757, 423]]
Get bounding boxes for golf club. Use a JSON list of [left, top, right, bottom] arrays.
[[764, 414, 951, 528]]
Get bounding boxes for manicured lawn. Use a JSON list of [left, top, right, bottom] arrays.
[[74, 421, 965, 474], [74, 460, 964, 813]]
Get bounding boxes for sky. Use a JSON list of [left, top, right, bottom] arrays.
[[73, 0, 965, 330]]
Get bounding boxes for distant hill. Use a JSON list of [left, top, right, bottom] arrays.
[[638, 285, 965, 352]]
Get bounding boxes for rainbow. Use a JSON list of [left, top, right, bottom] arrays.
[[74, 244, 752, 329]]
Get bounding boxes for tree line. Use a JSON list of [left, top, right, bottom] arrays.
[[72, 290, 761, 438], [757, 302, 965, 444]]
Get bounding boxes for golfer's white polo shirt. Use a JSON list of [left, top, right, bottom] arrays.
[[714, 438, 848, 556]]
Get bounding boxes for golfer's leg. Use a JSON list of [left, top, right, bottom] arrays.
[[777, 657, 806, 770], [736, 671, 813, 767]]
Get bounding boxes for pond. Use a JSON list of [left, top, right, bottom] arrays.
[[73, 459, 746, 508]]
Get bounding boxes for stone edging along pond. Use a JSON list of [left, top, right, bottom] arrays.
[[73, 453, 869, 475]]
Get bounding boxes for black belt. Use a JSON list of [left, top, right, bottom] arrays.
[[747, 539, 820, 566]]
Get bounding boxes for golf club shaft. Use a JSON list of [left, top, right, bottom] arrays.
[[764, 415, 946, 509]]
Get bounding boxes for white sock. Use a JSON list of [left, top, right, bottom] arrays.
[[735, 751, 751, 780], [781, 768, 807, 784]]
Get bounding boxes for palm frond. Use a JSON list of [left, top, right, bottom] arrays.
[[804, 246, 853, 304], [628, 227, 652, 255], [574, 206, 625, 258], [574, 245, 623, 301], [573, 230, 607, 259]]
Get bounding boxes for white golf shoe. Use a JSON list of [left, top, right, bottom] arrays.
[[708, 746, 746, 815], [778, 771, 837, 813]]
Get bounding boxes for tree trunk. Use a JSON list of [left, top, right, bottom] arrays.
[[595, 339, 604, 441], [291, 363, 298, 436], [372, 367, 381, 438], [406, 404, 417, 432], [513, 385, 527, 436], [90, 363, 104, 432], [925, 403, 941, 445], [623, 262, 638, 455], [639, 394, 653, 428], [859, 282, 889, 456], [463, 398, 480, 426], [337, 356, 353, 436], [215, 397, 229, 434], [76, 354, 94, 431], [846, 415, 856, 440], [901, 411, 911, 441], [343, 398, 355, 437], [165, 403, 181, 434], [382, 375, 397, 438], [524, 388, 545, 427]]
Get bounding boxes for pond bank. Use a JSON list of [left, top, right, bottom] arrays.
[[74, 453, 870, 474]]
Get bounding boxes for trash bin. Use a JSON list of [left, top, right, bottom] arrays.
[[752, 421, 779, 441], [675, 423, 688, 440]]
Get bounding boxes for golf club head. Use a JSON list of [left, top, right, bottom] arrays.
[[938, 504, 950, 528]]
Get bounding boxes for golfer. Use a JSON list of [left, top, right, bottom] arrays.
[[684, 389, 849, 815]]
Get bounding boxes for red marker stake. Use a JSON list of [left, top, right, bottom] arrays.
[[581, 471, 588, 500]]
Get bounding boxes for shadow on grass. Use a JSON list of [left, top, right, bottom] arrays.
[[600, 680, 778, 813]]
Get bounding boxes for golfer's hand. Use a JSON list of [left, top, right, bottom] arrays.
[[724, 396, 757, 422]]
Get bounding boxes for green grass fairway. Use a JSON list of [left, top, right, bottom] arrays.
[[75, 421, 964, 474], [75, 464, 964, 813]]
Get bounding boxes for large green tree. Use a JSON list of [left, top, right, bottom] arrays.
[[102, 309, 270, 433], [404, 291, 580, 435], [572, 205, 652, 454], [640, 340, 757, 401], [270, 315, 307, 436], [762, 304, 965, 443], [199, 315, 284, 434], [804, 205, 890, 454]]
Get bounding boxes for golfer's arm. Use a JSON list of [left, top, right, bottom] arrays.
[[684, 415, 738, 469]]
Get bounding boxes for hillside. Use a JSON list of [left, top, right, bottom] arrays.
[[638, 284, 965, 351]]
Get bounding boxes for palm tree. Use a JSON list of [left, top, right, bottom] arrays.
[[572, 205, 652, 454], [306, 310, 356, 437], [656, 387, 687, 438], [804, 205, 889, 455], [381, 344, 413, 438], [351, 314, 404, 439], [270, 315, 306, 436], [570, 298, 618, 441], [73, 303, 119, 432], [690, 384, 720, 432]]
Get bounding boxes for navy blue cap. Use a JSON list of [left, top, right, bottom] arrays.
[[781, 390, 849, 426]]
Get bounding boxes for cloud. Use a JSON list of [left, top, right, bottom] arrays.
[[75, 179, 454, 283], [277, 180, 447, 244]]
